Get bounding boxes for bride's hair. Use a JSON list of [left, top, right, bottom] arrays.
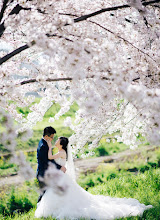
[[59, 137, 69, 159]]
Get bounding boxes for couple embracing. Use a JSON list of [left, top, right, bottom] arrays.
[[36, 126, 68, 203], [35, 126, 152, 219]]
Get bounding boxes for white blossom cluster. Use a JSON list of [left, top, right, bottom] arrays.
[[0, 0, 160, 164], [40, 162, 69, 195], [11, 151, 35, 180], [0, 109, 35, 179], [127, 0, 145, 11], [0, 108, 17, 152]]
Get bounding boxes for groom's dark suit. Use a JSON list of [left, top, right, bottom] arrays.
[[36, 138, 62, 202]]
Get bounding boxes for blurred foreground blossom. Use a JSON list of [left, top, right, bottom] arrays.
[[39, 162, 69, 195], [11, 151, 35, 180]]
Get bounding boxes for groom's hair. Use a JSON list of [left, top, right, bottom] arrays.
[[43, 126, 56, 137]]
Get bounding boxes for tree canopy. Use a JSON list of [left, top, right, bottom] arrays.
[[0, 0, 160, 162]]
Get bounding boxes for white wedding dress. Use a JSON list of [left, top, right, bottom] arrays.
[[35, 158, 152, 219]]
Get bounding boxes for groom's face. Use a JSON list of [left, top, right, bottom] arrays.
[[47, 134, 54, 141]]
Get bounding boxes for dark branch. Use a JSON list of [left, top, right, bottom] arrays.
[[0, 41, 35, 65], [0, 21, 5, 37], [142, 16, 149, 28], [0, 4, 31, 37], [125, 18, 133, 23], [0, 0, 9, 23], [19, 77, 73, 86], [0, 74, 156, 97], [132, 74, 154, 82], [64, 5, 128, 26], [17, 74, 150, 87], [9, 4, 31, 15], [37, 8, 47, 14], [152, 4, 160, 8], [0, 74, 155, 96], [0, 31, 74, 65], [64, 0, 160, 25], [46, 33, 73, 42], [18, 76, 110, 86]]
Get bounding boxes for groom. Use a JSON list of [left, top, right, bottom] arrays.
[[36, 126, 66, 203]]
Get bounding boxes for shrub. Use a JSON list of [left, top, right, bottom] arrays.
[[95, 145, 109, 156], [0, 181, 38, 217]]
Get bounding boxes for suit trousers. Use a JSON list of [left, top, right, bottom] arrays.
[[37, 174, 46, 203]]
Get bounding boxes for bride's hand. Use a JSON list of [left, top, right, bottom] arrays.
[[61, 166, 66, 173], [47, 140, 52, 148]]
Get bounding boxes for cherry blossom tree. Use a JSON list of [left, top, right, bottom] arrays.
[[0, 0, 160, 177]]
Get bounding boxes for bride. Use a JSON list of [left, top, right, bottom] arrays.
[[35, 137, 152, 219]]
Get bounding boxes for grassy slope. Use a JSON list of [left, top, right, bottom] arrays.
[[88, 169, 160, 220], [1, 148, 160, 220], [1, 167, 160, 220]]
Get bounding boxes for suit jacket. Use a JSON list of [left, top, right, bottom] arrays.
[[36, 138, 62, 178]]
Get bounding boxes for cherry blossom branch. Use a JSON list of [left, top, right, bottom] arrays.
[[9, 4, 31, 16], [0, 0, 9, 37], [46, 33, 73, 42], [124, 109, 144, 126], [0, 3, 31, 37], [0, 74, 154, 96], [0, 0, 9, 23], [0, 41, 35, 65], [0, 0, 159, 65], [152, 4, 160, 8], [61, 13, 159, 65], [19, 77, 73, 85], [0, 32, 73, 65], [15, 74, 156, 87], [10, 76, 111, 90], [65, 0, 160, 25], [17, 76, 108, 86], [86, 101, 130, 149], [0, 3, 47, 37], [89, 21, 158, 64], [107, 102, 130, 129], [0, 22, 5, 37]]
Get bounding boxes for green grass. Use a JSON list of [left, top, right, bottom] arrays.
[[0, 147, 160, 219], [76, 138, 129, 158], [78, 147, 160, 191], [0, 168, 160, 220], [0, 180, 38, 219], [0, 152, 37, 177], [0, 166, 18, 177], [0, 157, 18, 177], [87, 168, 160, 220], [94, 138, 129, 157], [117, 147, 160, 173]]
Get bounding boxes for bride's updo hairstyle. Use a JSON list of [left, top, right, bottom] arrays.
[[59, 137, 69, 158]]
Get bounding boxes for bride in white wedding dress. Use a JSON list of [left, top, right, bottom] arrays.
[[35, 137, 152, 219]]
